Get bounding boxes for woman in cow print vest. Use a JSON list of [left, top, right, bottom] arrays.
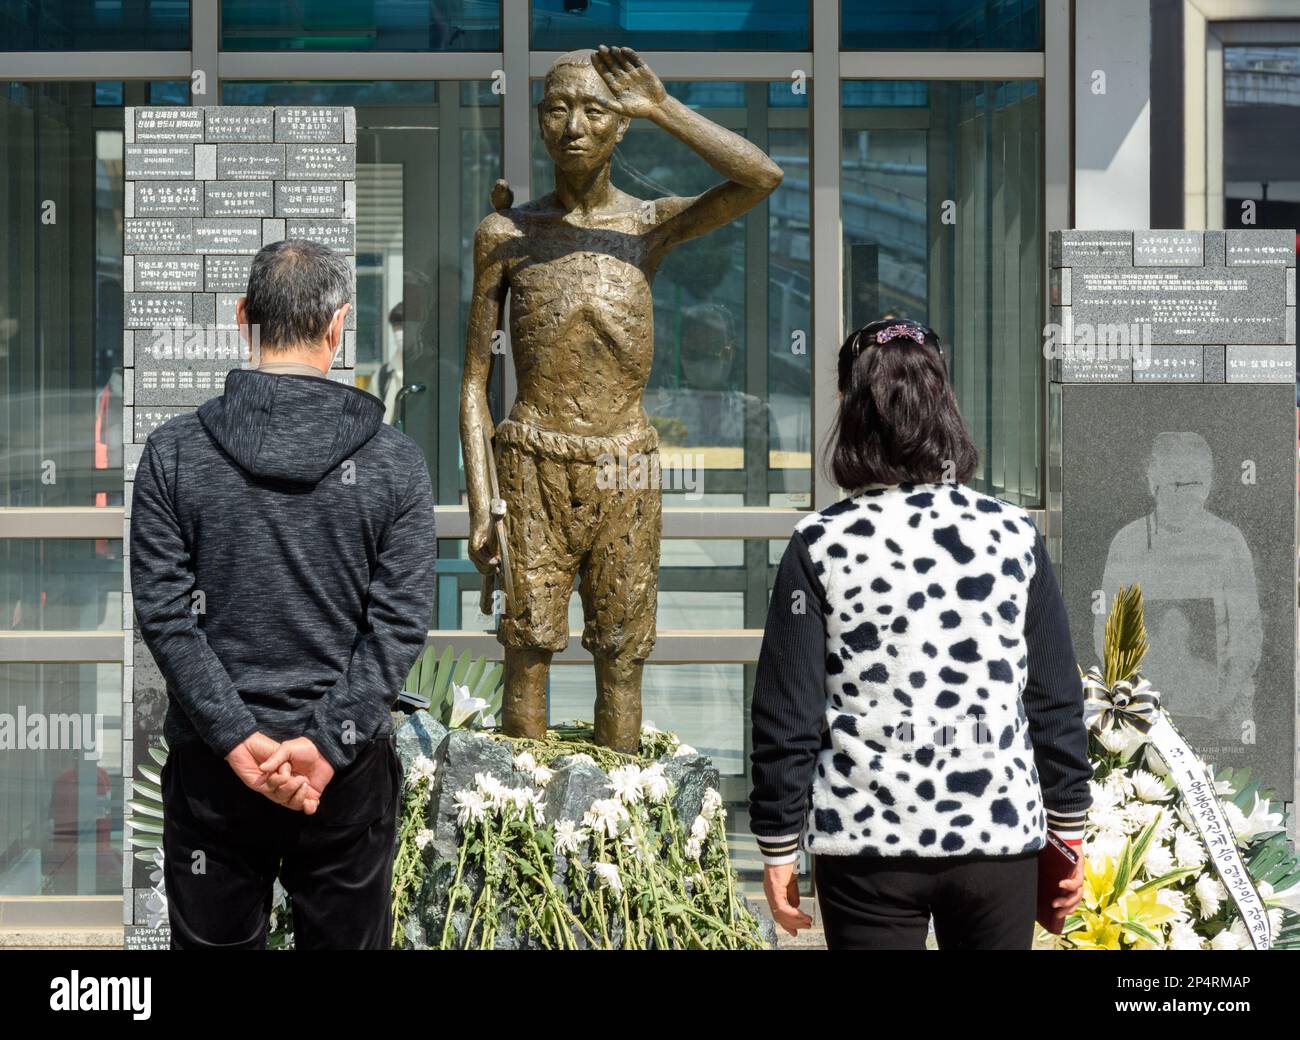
[[749, 317, 1091, 950]]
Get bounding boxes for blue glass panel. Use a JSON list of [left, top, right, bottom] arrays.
[[221, 0, 500, 51], [0, 0, 190, 50], [842, 81, 929, 107], [841, 0, 1040, 50], [532, 0, 809, 51]]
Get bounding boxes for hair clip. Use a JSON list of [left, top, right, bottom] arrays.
[[875, 323, 926, 346]]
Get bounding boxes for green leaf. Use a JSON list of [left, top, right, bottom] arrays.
[[1121, 920, 1161, 945], [1102, 584, 1149, 687], [125, 800, 164, 819], [147, 745, 169, 768], [136, 765, 163, 787]]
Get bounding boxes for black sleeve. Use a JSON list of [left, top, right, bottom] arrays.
[[129, 438, 260, 758], [1022, 530, 1093, 840], [748, 529, 828, 865], [302, 456, 438, 771]]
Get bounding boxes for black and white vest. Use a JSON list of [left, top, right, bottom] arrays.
[[797, 481, 1047, 857]]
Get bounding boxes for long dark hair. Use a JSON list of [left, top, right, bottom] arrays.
[[828, 317, 979, 490]]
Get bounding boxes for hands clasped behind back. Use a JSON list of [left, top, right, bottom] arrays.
[[225, 732, 337, 815]]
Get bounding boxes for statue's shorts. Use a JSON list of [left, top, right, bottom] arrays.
[[493, 418, 661, 660]]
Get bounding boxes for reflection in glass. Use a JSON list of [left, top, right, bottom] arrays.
[[1224, 46, 1300, 232], [531, 0, 809, 51], [0, 0, 190, 51], [221, 0, 501, 51], [0, 664, 122, 895], [841, 80, 1042, 505], [0, 81, 184, 508], [222, 80, 503, 506], [1, 540, 124, 631], [841, 0, 1041, 50]]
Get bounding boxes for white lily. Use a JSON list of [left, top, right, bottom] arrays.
[[450, 682, 490, 728]]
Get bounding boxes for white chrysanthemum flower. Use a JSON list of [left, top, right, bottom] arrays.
[[1096, 724, 1146, 757], [1156, 886, 1190, 919], [1085, 829, 1127, 864], [475, 772, 507, 806], [701, 788, 724, 821], [454, 788, 486, 827], [641, 720, 662, 736], [1194, 874, 1226, 919], [407, 754, 438, 787], [513, 751, 537, 774], [568, 753, 597, 766], [673, 743, 698, 758], [414, 828, 435, 850], [1130, 769, 1174, 802], [532, 765, 554, 787], [684, 836, 703, 860], [1209, 928, 1244, 951], [690, 814, 710, 844], [583, 797, 630, 839], [554, 819, 588, 855], [609, 764, 645, 806], [592, 861, 623, 895], [1088, 806, 1129, 837], [1172, 827, 1207, 870], [1168, 921, 1205, 950], [639, 762, 671, 803], [1142, 839, 1175, 878]]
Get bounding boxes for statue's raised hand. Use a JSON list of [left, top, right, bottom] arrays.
[[592, 45, 666, 119]]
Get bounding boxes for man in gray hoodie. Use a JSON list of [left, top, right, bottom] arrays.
[[130, 239, 437, 949]]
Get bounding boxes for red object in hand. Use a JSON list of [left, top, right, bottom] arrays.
[[1037, 831, 1081, 934]]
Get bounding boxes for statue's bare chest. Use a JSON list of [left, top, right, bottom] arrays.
[[505, 219, 654, 323]]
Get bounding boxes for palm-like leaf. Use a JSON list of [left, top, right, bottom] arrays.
[[402, 646, 505, 730], [1103, 584, 1149, 687]]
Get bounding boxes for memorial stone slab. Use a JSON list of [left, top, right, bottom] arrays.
[[192, 293, 216, 327], [204, 180, 275, 217], [125, 144, 194, 179], [1134, 230, 1203, 267], [194, 218, 263, 254], [1204, 344, 1226, 382], [1226, 344, 1296, 382], [125, 292, 193, 329], [216, 143, 286, 181], [1052, 230, 1132, 267], [286, 143, 356, 179], [133, 255, 204, 292], [131, 107, 204, 143], [275, 107, 346, 142], [205, 254, 253, 292], [124, 218, 194, 253], [1132, 344, 1204, 383], [134, 406, 194, 441], [203, 107, 275, 143], [133, 181, 204, 217], [1204, 230, 1227, 266], [275, 180, 345, 217], [1227, 229, 1296, 266], [1070, 266, 1287, 345], [285, 218, 354, 253]]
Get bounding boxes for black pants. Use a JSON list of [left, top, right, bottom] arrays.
[[814, 851, 1038, 950], [161, 735, 403, 950]]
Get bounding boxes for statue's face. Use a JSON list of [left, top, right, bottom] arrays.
[[538, 64, 628, 175]]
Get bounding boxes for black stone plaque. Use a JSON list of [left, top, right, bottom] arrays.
[[204, 255, 254, 292], [1059, 383, 1295, 796], [193, 218, 263, 254], [275, 107, 345, 143], [204, 106, 275, 143], [132, 107, 204, 143], [216, 144, 286, 181], [125, 144, 195, 180], [133, 181, 204, 217], [124, 219, 194, 254], [285, 143, 356, 179], [285, 218, 354, 253], [204, 181, 275, 217], [133, 255, 204, 292], [275, 181, 344, 217]]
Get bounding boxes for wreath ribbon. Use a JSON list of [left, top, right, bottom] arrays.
[[1081, 667, 1272, 951]]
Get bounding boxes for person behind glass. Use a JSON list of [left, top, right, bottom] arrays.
[[748, 317, 1091, 950]]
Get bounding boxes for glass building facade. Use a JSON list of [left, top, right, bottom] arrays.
[[0, 0, 1066, 924]]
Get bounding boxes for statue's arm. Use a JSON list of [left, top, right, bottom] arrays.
[[460, 213, 510, 573], [644, 97, 783, 255], [592, 46, 783, 255]]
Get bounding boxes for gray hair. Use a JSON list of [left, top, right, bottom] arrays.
[[243, 239, 351, 351]]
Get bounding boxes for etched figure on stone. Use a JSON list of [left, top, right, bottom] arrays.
[[460, 45, 783, 751], [1094, 431, 1262, 741]]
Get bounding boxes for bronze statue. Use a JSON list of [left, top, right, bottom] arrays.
[[460, 44, 783, 752]]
